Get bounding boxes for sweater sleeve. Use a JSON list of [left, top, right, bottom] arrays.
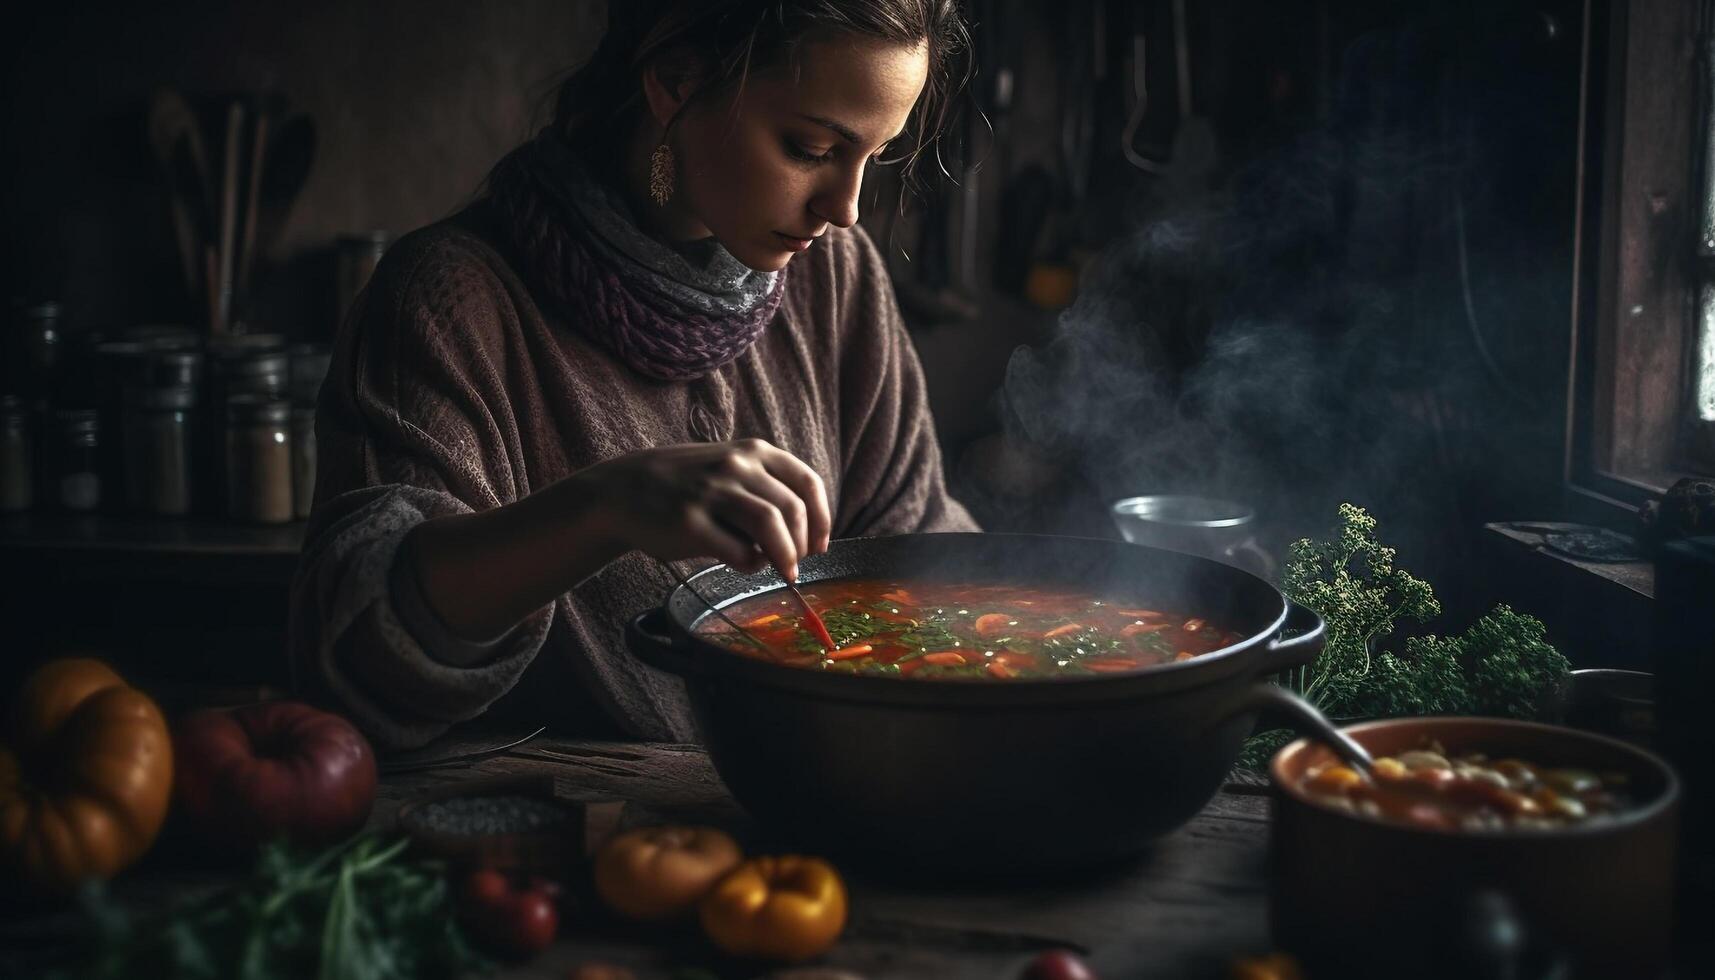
[[833, 226, 980, 537], [288, 230, 554, 750]]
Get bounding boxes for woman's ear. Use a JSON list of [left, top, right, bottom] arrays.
[[640, 52, 704, 128]]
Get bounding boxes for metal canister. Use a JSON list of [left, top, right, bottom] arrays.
[[208, 334, 289, 402]]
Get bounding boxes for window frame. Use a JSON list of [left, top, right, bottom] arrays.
[[1565, 0, 1711, 523]]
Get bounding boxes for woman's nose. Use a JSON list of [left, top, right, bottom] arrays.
[[809, 166, 863, 229]]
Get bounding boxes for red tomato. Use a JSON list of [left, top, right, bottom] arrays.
[[172, 701, 377, 853], [1021, 949, 1098, 980], [467, 868, 515, 906], [459, 869, 560, 959]]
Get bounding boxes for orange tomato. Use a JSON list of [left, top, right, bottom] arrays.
[[699, 854, 847, 962], [0, 658, 173, 894], [593, 825, 743, 921]]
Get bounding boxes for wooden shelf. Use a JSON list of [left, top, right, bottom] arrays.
[[1481, 521, 1654, 670], [0, 512, 304, 585]]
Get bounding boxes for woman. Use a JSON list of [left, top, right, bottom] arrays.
[[290, 1, 978, 750]]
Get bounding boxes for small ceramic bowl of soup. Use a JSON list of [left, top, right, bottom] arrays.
[[1269, 717, 1680, 980]]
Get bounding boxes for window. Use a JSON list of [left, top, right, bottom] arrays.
[[1568, 0, 1714, 516]]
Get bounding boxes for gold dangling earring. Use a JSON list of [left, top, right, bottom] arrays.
[[649, 142, 676, 206]]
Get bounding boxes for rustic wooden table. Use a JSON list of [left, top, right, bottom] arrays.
[[373, 734, 1279, 980], [0, 728, 1277, 979]]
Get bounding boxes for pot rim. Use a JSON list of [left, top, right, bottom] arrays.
[[1270, 716, 1681, 840], [650, 532, 1302, 708]]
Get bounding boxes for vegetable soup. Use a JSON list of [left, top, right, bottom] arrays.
[[1299, 742, 1635, 832], [695, 578, 1242, 679]]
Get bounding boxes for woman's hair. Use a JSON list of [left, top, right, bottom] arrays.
[[538, 0, 972, 191]]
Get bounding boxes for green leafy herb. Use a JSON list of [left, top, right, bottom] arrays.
[[1243, 504, 1570, 769], [896, 621, 962, 652], [45, 834, 488, 980]]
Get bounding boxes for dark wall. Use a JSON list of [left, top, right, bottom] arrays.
[[5, 0, 606, 340]]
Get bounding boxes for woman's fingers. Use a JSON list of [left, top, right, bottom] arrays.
[[684, 509, 760, 573], [736, 467, 810, 559], [708, 481, 801, 580], [751, 442, 832, 554]]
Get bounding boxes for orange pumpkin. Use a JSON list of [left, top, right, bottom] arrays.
[[0, 658, 173, 893]]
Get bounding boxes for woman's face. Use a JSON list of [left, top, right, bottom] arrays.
[[660, 36, 930, 272]]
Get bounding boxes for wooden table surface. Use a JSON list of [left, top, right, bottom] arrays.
[[372, 734, 1279, 979], [0, 729, 1276, 979]]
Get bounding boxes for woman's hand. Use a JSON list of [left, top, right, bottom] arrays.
[[580, 439, 831, 581]]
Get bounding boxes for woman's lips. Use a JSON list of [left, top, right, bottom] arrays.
[[775, 232, 815, 252]]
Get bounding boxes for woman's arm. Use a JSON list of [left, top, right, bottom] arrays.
[[294, 230, 821, 748], [407, 439, 831, 642]]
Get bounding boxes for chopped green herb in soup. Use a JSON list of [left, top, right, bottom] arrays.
[[696, 579, 1241, 679]]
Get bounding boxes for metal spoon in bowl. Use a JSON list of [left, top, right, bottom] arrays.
[[1242, 684, 1376, 778]]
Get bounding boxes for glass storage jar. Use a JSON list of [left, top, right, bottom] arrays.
[[52, 408, 101, 513], [125, 386, 196, 516], [225, 394, 293, 523]]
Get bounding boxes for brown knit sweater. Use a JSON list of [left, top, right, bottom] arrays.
[[288, 208, 977, 750]]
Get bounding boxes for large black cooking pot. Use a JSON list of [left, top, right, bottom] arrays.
[[627, 532, 1328, 875]]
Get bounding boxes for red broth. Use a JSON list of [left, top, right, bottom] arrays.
[[694, 578, 1242, 679]]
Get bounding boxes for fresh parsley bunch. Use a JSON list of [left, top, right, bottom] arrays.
[[1242, 504, 1571, 768], [45, 834, 487, 980]]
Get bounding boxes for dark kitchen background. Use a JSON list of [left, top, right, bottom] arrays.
[[0, 0, 1703, 706]]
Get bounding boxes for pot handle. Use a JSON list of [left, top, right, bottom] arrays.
[[1258, 601, 1326, 673], [625, 608, 702, 677]]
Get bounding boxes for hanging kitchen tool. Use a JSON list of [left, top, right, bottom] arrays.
[[236, 95, 283, 306], [1164, 0, 1219, 190], [1121, 13, 1169, 173], [1121, 0, 1217, 184], [147, 89, 216, 309], [213, 100, 245, 335], [1060, 0, 1097, 209]]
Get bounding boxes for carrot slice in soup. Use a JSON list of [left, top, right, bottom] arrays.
[[747, 613, 783, 627], [1085, 659, 1142, 672], [1042, 623, 1084, 639], [973, 614, 1013, 636], [985, 661, 1017, 679], [1121, 622, 1169, 637], [922, 652, 968, 666], [827, 644, 873, 661], [1115, 609, 1164, 619]]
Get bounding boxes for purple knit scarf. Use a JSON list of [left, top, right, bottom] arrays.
[[490, 137, 787, 382]]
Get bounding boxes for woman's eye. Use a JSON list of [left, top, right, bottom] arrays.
[[786, 142, 835, 164]]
